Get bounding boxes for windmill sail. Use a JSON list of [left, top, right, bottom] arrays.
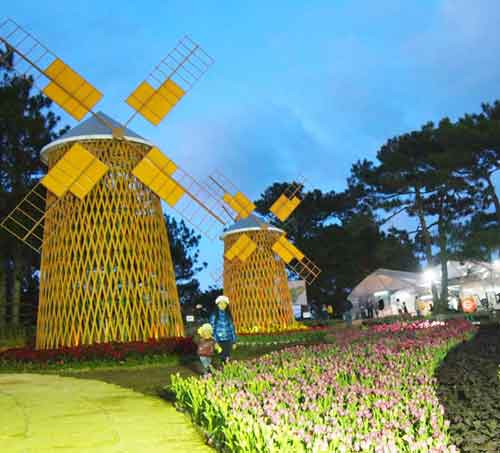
[[0, 18, 108, 127], [207, 171, 321, 285], [132, 147, 233, 240], [125, 35, 214, 127], [1, 143, 109, 252]]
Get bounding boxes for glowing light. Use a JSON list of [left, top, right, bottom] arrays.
[[423, 269, 437, 286]]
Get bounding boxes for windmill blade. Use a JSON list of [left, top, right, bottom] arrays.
[[205, 170, 258, 221], [207, 170, 307, 224], [224, 233, 257, 262], [132, 147, 233, 240], [209, 233, 258, 284], [125, 35, 214, 127], [40, 143, 109, 199], [271, 235, 321, 285], [0, 18, 110, 127], [269, 177, 306, 222], [0, 143, 110, 253], [1, 182, 52, 253]]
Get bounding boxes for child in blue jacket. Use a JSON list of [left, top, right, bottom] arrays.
[[209, 295, 237, 362]]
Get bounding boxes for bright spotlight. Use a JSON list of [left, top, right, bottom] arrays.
[[423, 269, 436, 285]]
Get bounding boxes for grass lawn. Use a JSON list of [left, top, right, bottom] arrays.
[[57, 342, 320, 396]]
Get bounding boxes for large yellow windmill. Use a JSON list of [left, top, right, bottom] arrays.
[[207, 173, 321, 333], [0, 19, 232, 349]]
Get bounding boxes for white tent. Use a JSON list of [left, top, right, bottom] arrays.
[[420, 260, 495, 285], [420, 260, 500, 310], [348, 269, 419, 301], [348, 269, 419, 318]]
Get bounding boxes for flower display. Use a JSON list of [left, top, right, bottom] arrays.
[[171, 320, 475, 452], [0, 337, 196, 365], [370, 320, 446, 334], [238, 321, 310, 335]]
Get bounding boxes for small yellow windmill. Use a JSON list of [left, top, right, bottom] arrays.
[[221, 215, 297, 333], [0, 19, 232, 349], [207, 172, 321, 333]]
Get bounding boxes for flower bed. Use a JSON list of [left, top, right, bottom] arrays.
[[369, 320, 446, 334], [237, 321, 310, 335], [0, 337, 195, 370], [170, 320, 475, 452], [238, 327, 330, 346]]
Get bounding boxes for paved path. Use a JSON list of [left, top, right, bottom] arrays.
[[0, 373, 212, 452]]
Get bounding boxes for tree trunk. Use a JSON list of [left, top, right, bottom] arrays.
[[437, 217, 449, 314], [485, 173, 500, 223], [415, 187, 439, 306], [0, 258, 6, 331], [11, 250, 23, 327]]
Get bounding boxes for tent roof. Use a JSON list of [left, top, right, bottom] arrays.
[[348, 268, 419, 301], [418, 260, 495, 286]]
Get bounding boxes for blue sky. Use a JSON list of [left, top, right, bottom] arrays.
[[5, 0, 500, 288]]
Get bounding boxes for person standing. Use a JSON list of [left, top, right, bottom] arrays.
[[209, 295, 237, 362], [196, 323, 220, 373], [343, 299, 353, 326], [367, 300, 374, 319]]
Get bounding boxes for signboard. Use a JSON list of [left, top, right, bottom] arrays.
[[288, 280, 307, 305], [462, 298, 477, 313], [302, 312, 312, 319], [186, 315, 195, 322]]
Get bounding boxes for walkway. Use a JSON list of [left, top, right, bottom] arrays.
[[0, 373, 212, 452]]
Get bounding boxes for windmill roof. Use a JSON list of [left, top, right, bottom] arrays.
[[40, 112, 153, 163], [60, 112, 145, 140], [221, 214, 284, 238]]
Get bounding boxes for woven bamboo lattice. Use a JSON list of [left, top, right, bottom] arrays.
[[36, 138, 183, 349], [223, 228, 295, 334]]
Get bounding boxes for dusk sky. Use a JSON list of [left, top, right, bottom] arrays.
[[5, 0, 500, 289]]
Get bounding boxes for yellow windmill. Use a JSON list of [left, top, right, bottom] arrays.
[[206, 172, 321, 333], [0, 19, 232, 349]]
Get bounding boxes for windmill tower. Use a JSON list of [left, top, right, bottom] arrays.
[[0, 19, 232, 349], [222, 215, 295, 333], [35, 114, 183, 348]]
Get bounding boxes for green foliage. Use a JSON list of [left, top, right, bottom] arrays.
[[164, 214, 206, 305], [254, 184, 418, 315], [349, 105, 500, 312], [237, 329, 328, 346], [0, 352, 181, 373], [0, 325, 35, 349], [0, 64, 68, 330]]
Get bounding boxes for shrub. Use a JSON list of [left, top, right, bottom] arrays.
[[0, 337, 196, 368]]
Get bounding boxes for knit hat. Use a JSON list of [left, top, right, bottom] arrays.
[[197, 323, 213, 338], [215, 295, 229, 305]]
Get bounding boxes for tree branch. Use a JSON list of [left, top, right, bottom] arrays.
[[378, 206, 409, 226]]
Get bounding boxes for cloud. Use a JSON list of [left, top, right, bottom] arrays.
[[403, 0, 500, 112], [165, 102, 346, 196]]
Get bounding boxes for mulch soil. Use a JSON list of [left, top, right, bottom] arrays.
[[436, 323, 500, 452]]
